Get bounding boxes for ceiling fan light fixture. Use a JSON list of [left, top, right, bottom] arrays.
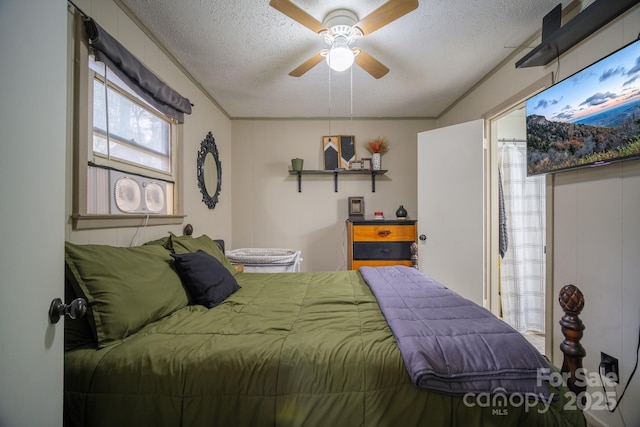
[[326, 38, 354, 72], [272, 1, 412, 78]]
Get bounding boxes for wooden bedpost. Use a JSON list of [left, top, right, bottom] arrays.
[[184, 223, 193, 237], [558, 284, 586, 398]]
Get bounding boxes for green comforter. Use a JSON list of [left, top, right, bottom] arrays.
[[65, 270, 585, 427]]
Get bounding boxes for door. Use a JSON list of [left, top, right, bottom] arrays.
[[0, 0, 66, 425], [417, 120, 485, 305]]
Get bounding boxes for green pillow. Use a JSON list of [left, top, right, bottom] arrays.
[[143, 236, 170, 247], [64, 264, 96, 351], [167, 233, 237, 276], [65, 242, 188, 348]]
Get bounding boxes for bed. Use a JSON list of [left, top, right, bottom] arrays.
[[63, 227, 586, 427]]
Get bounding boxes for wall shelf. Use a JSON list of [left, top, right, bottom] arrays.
[[288, 170, 387, 193], [515, 0, 638, 69]]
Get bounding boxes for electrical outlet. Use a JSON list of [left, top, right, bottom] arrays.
[[600, 352, 619, 384]]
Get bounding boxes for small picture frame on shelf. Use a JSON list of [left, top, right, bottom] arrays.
[[348, 196, 365, 221], [349, 160, 363, 170], [361, 158, 372, 170], [323, 135, 356, 169], [323, 136, 340, 170], [339, 135, 356, 169]]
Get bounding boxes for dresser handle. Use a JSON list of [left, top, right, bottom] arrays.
[[378, 230, 391, 237], [380, 248, 390, 254]]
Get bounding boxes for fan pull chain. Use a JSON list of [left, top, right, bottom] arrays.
[[350, 65, 353, 134], [328, 63, 332, 137]]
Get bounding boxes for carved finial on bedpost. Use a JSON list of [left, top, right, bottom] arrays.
[[183, 224, 193, 237], [410, 242, 418, 269], [558, 284, 586, 401]]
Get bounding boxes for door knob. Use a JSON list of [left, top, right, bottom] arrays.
[[419, 234, 427, 241], [48, 297, 87, 324]]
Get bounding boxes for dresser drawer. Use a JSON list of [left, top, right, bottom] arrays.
[[353, 242, 412, 260], [346, 220, 417, 270], [352, 225, 415, 242], [351, 260, 413, 269]]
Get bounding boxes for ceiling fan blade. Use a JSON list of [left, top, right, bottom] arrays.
[[289, 51, 326, 77], [354, 49, 389, 79], [355, 0, 418, 35], [269, 0, 328, 34]]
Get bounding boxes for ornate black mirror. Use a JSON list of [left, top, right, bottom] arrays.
[[197, 131, 222, 209]]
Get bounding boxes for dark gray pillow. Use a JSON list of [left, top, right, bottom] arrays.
[[170, 250, 240, 308]]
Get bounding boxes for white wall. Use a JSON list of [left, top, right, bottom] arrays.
[[65, 0, 233, 246], [231, 118, 435, 271], [553, 161, 640, 427], [440, 5, 640, 426], [0, 0, 67, 425], [496, 109, 525, 141]]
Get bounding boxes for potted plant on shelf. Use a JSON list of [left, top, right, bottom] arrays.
[[365, 137, 389, 170]]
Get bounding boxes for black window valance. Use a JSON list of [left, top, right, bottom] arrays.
[[84, 18, 192, 123]]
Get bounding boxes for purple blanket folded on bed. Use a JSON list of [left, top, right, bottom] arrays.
[[360, 266, 550, 398]]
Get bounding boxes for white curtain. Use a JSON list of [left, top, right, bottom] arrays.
[[499, 143, 546, 333]]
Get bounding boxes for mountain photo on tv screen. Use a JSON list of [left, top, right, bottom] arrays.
[[525, 38, 640, 176]]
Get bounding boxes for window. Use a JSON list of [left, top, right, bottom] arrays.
[[91, 58, 171, 173], [71, 15, 184, 230]]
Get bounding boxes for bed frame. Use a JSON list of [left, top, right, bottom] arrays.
[[182, 224, 586, 397], [558, 284, 586, 397]]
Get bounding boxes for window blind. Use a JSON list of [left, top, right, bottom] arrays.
[[84, 18, 192, 123]]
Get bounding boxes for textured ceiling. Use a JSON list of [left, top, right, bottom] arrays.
[[118, 0, 572, 118]]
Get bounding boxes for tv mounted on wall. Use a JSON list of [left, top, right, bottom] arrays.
[[525, 37, 640, 176]]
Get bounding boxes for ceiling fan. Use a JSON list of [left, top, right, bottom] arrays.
[[269, 0, 419, 79]]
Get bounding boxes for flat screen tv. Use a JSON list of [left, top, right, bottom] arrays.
[[526, 37, 640, 176]]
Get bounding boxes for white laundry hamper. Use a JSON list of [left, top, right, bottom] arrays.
[[225, 248, 302, 273]]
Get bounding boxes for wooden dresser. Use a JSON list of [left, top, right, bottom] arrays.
[[346, 219, 418, 269]]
